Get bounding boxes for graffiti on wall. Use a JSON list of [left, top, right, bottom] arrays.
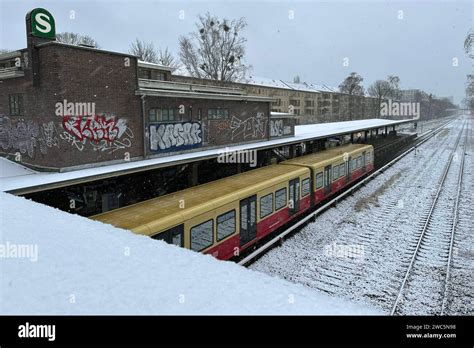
[[229, 113, 267, 140], [149, 122, 202, 152], [270, 119, 293, 137], [0, 116, 60, 158], [60, 114, 134, 153]]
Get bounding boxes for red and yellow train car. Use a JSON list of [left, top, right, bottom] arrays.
[[91, 143, 374, 260]]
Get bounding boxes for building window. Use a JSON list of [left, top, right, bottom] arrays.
[[149, 108, 176, 122], [217, 210, 236, 241], [316, 172, 323, 189], [208, 108, 229, 119], [260, 193, 273, 218], [190, 219, 214, 252], [275, 188, 287, 211], [9, 94, 24, 116]]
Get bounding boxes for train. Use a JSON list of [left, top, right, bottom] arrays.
[[91, 143, 374, 260]]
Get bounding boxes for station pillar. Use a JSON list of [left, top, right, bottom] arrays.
[[188, 162, 199, 186]]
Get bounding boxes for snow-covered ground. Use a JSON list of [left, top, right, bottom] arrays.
[[251, 117, 473, 315], [0, 191, 381, 315]]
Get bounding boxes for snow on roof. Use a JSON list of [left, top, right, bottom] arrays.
[[0, 191, 380, 314], [0, 118, 415, 194], [245, 75, 338, 93], [0, 157, 36, 179], [138, 60, 174, 72]]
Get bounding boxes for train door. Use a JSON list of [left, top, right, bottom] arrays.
[[240, 195, 257, 246], [324, 165, 332, 194], [346, 156, 352, 183], [288, 178, 300, 215], [362, 151, 367, 172]]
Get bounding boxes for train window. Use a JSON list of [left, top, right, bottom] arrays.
[[366, 152, 371, 162], [301, 178, 310, 197], [316, 172, 323, 188], [275, 188, 287, 211], [260, 193, 273, 218], [339, 164, 345, 177], [152, 224, 184, 247], [333, 165, 339, 181], [357, 156, 362, 168], [352, 158, 357, 171], [217, 210, 236, 241], [190, 219, 214, 252]]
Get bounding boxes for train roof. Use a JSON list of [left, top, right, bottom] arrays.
[[91, 164, 309, 235], [281, 143, 373, 168]]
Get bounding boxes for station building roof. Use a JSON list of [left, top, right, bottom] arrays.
[[0, 118, 415, 194]]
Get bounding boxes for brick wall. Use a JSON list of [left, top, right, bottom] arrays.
[[0, 43, 142, 170]]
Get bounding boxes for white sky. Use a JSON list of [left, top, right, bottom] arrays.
[[1, 0, 472, 103]]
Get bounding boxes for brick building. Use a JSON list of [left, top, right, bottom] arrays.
[[0, 8, 280, 172]]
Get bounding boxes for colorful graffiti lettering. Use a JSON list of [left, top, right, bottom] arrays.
[[62, 114, 127, 143], [149, 122, 202, 152]]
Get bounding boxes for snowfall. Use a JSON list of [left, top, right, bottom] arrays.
[[0, 190, 381, 315]]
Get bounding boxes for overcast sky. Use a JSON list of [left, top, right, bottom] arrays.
[[1, 0, 472, 103]]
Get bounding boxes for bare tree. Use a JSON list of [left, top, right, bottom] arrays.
[[0, 49, 12, 54], [368, 80, 392, 116], [387, 75, 401, 99], [179, 13, 250, 82], [293, 75, 301, 83], [158, 47, 180, 68], [56, 32, 100, 48], [339, 72, 364, 120], [129, 39, 158, 63], [464, 28, 474, 58]]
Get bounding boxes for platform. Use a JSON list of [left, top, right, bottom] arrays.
[[0, 118, 415, 194]]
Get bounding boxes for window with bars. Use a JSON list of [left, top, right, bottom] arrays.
[[9, 94, 24, 116]]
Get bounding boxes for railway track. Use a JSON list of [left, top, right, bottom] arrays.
[[390, 120, 468, 315], [239, 117, 457, 267], [247, 117, 471, 315]]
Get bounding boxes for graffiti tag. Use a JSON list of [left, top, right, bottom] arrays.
[[149, 122, 202, 152]]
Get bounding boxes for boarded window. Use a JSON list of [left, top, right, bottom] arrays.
[[301, 178, 310, 197], [275, 188, 287, 210], [217, 210, 235, 241], [260, 193, 273, 218], [190, 220, 214, 251]]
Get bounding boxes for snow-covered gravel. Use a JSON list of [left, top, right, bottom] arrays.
[[250, 117, 473, 315]]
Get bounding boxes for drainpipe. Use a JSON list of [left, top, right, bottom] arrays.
[[141, 94, 147, 159]]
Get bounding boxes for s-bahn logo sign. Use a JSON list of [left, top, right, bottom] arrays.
[[28, 8, 56, 39]]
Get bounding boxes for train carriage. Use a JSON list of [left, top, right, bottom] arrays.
[[91, 143, 374, 260], [281, 143, 374, 204], [91, 164, 311, 260]]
